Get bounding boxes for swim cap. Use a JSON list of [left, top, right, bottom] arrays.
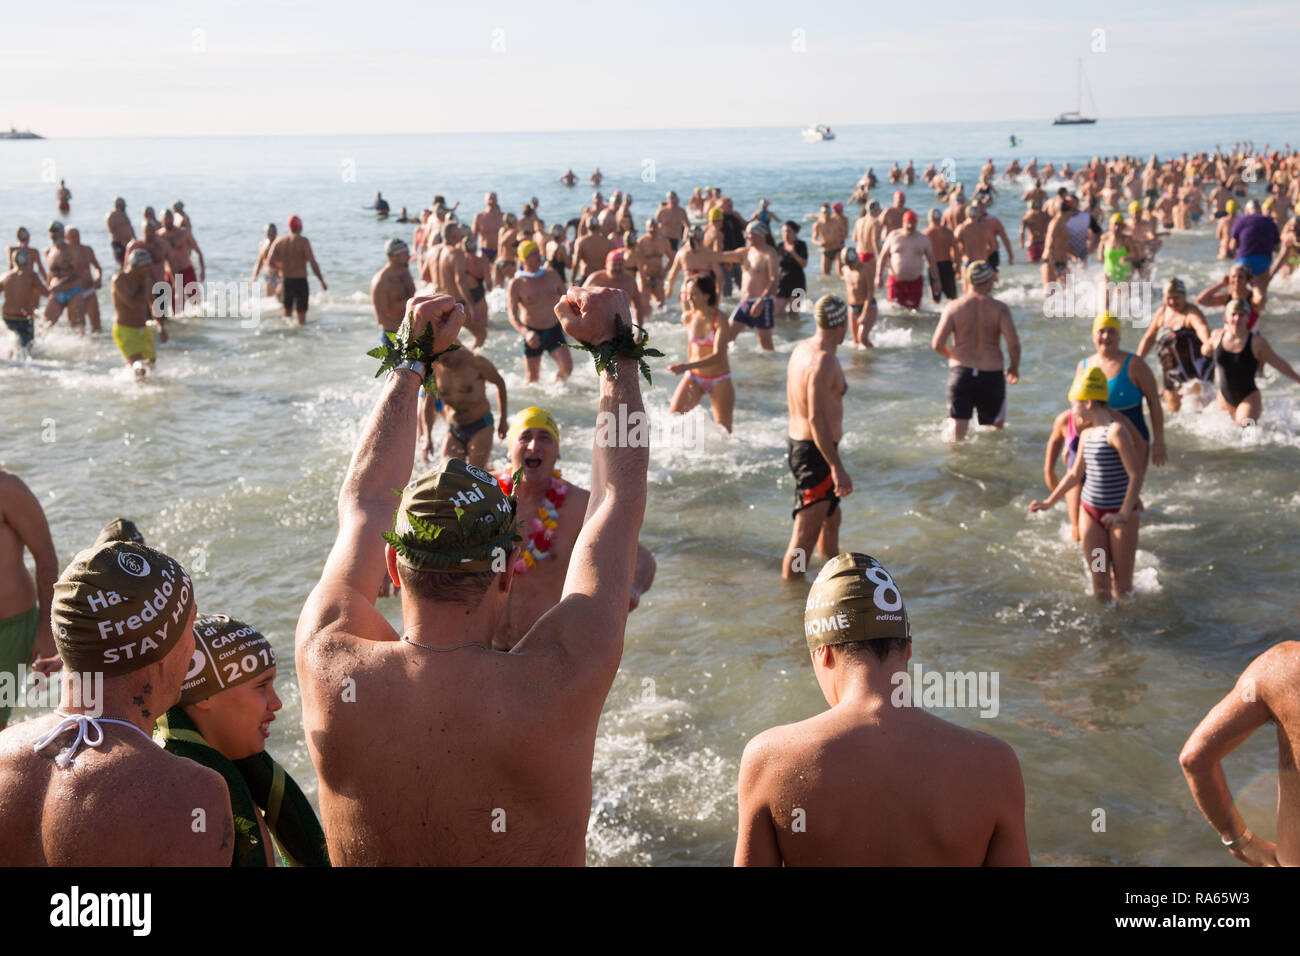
[[50, 542, 195, 677], [843, 249, 859, 265], [264, 222, 277, 237], [708, 208, 723, 222], [13, 249, 29, 266], [1225, 200, 1236, 213], [746, 220, 768, 237], [1068, 367, 1110, 403], [832, 202, 844, 214], [1227, 298, 1251, 316], [387, 459, 519, 574], [804, 553, 910, 651], [1110, 212, 1123, 224], [902, 209, 917, 224], [94, 518, 146, 548], [385, 237, 409, 257], [48, 221, 64, 234], [288, 215, 302, 232], [506, 406, 560, 449], [1164, 277, 1186, 296], [868, 200, 881, 213], [441, 222, 459, 241], [1093, 311, 1121, 333], [180, 614, 275, 707], [128, 247, 152, 267], [814, 295, 848, 329], [464, 236, 478, 252], [966, 260, 995, 287], [894, 190, 904, 201], [114, 197, 125, 210], [928, 208, 941, 222]]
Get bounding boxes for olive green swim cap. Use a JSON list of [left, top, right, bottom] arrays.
[[805, 552, 910, 651], [180, 614, 275, 707], [385, 458, 520, 573], [50, 541, 195, 677], [93, 517, 145, 548], [814, 294, 848, 329]]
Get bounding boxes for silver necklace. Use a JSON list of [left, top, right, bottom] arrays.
[[402, 635, 488, 653]]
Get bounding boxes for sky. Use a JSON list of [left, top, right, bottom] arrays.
[[3, 0, 1296, 137]]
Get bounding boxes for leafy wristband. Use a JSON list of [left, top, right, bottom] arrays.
[[569, 314, 664, 385], [366, 313, 461, 389]]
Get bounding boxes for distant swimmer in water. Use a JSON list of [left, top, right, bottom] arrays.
[[395, 206, 413, 223], [1180, 639, 1300, 867], [55, 179, 71, 213], [268, 215, 326, 325], [105, 197, 134, 266], [667, 274, 735, 431], [111, 247, 167, 378], [590, 167, 603, 187], [424, 329, 508, 469], [492, 406, 656, 651], [931, 261, 1019, 440], [924, 208, 958, 302], [1029, 367, 1144, 601], [782, 295, 850, 580], [251, 223, 282, 302], [1135, 277, 1213, 414], [472, 192, 504, 265], [370, 192, 390, 219], [156, 613, 329, 867], [1, 249, 47, 358], [559, 169, 577, 187], [1202, 298, 1300, 427], [878, 209, 938, 310], [1009, 134, 1017, 148], [736, 552, 1030, 865], [508, 240, 571, 383], [296, 288, 649, 865], [1020, 198, 1049, 264], [1075, 311, 1166, 465]]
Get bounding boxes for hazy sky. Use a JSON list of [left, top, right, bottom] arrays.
[[4, 0, 1295, 136]]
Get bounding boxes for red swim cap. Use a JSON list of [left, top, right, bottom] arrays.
[[902, 209, 918, 224], [606, 249, 625, 268], [895, 190, 904, 201], [288, 215, 302, 232], [832, 202, 844, 213]]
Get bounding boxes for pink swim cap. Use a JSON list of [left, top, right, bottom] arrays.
[[288, 215, 303, 232]]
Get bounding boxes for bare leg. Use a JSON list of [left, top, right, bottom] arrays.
[[1080, 510, 1112, 600], [756, 328, 774, 351], [708, 378, 735, 433], [1066, 484, 1081, 542], [815, 505, 842, 560], [858, 299, 878, 347], [1108, 513, 1140, 597], [784, 499, 830, 579], [552, 344, 573, 381], [524, 354, 542, 384], [669, 375, 704, 416]]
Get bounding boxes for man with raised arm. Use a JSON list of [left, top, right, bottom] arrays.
[[1180, 641, 1299, 867], [296, 288, 649, 865], [736, 552, 1030, 866]]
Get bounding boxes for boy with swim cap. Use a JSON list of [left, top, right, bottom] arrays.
[[156, 613, 328, 867], [736, 552, 1029, 865], [0, 540, 234, 865], [298, 289, 650, 864]]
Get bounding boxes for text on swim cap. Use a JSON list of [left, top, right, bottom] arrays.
[[87, 590, 123, 612], [806, 612, 851, 635], [448, 486, 484, 508]]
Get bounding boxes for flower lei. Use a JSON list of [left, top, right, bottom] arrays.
[[496, 468, 567, 575]]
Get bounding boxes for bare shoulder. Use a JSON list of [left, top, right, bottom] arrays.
[[1249, 640, 1300, 699]]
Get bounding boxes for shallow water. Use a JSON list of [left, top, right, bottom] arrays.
[[3, 116, 1297, 864]]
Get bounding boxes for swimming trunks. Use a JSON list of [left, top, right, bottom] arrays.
[[3, 316, 35, 349], [986, 249, 1000, 270], [1215, 333, 1258, 406], [947, 366, 1006, 424], [171, 265, 197, 311], [282, 276, 309, 313], [0, 605, 39, 726], [53, 286, 83, 307], [1081, 424, 1128, 512], [111, 322, 156, 361], [1087, 353, 1148, 441], [111, 241, 126, 265], [483, 248, 499, 263], [1235, 254, 1271, 277], [668, 238, 680, 252], [1027, 242, 1044, 262], [886, 274, 923, 310], [731, 296, 774, 330], [1156, 324, 1213, 390], [522, 323, 567, 357], [822, 246, 843, 264], [447, 413, 494, 447], [468, 281, 485, 304], [689, 369, 731, 392], [936, 260, 958, 300], [788, 438, 839, 519]]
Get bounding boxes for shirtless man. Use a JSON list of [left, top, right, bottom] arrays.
[[64, 228, 103, 333], [473, 192, 504, 264], [296, 287, 648, 865], [736, 552, 1029, 865], [839, 251, 877, 348], [942, 189, 968, 231], [172, 201, 192, 233], [251, 223, 282, 302], [878, 210, 939, 311], [1020, 199, 1050, 263], [159, 209, 204, 314], [508, 241, 572, 382], [1180, 641, 1300, 866], [656, 192, 690, 253], [268, 216, 326, 324], [572, 218, 613, 286], [55, 180, 71, 213], [370, 238, 415, 346], [112, 248, 168, 377], [925, 209, 959, 302], [0, 540, 234, 866], [590, 167, 603, 186], [635, 218, 673, 310], [880, 190, 908, 236], [1, 250, 47, 358], [493, 407, 656, 650], [422, 338, 508, 468], [43, 222, 85, 331], [810, 203, 845, 275], [931, 261, 1020, 439], [105, 197, 134, 266], [0, 470, 60, 729], [721, 221, 781, 351], [954, 201, 1012, 276], [127, 217, 170, 317], [782, 295, 850, 580], [429, 223, 472, 306], [1042, 197, 1076, 288], [560, 169, 577, 187], [1022, 178, 1046, 205]]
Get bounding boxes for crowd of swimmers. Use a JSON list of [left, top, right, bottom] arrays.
[[1, 142, 1298, 865]]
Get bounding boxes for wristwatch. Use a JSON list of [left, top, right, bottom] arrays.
[[391, 359, 426, 380]]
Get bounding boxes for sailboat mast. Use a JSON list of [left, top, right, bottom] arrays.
[[1076, 58, 1082, 114]]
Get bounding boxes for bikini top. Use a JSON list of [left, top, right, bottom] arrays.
[[33, 711, 156, 768]]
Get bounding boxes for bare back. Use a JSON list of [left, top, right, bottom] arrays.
[[941, 293, 1011, 370]]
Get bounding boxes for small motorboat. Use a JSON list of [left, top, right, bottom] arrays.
[[802, 124, 835, 142]]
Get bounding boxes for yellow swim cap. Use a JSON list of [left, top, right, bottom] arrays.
[[1110, 212, 1123, 224], [517, 240, 539, 261], [708, 208, 723, 222], [1128, 200, 1140, 214], [1069, 367, 1110, 403], [804, 553, 910, 651], [1226, 200, 1236, 213], [506, 406, 560, 449], [1093, 311, 1121, 334]]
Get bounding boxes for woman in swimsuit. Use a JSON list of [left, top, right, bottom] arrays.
[[1135, 277, 1213, 413], [1201, 298, 1300, 427], [1197, 262, 1265, 332], [1076, 311, 1167, 466], [462, 235, 490, 348], [1098, 214, 1133, 308], [1031, 367, 1145, 601], [667, 275, 735, 432]]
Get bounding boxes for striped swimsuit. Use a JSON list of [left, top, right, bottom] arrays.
[[1081, 424, 1128, 521]]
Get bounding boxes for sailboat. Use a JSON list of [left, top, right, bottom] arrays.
[[1052, 59, 1097, 125]]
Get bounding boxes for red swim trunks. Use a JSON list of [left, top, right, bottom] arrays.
[[1027, 242, 1044, 262], [886, 274, 923, 310], [171, 265, 198, 312]]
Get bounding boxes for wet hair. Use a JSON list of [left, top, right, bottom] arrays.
[[830, 638, 911, 663], [783, 219, 800, 234], [397, 566, 496, 608], [689, 273, 719, 306]]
